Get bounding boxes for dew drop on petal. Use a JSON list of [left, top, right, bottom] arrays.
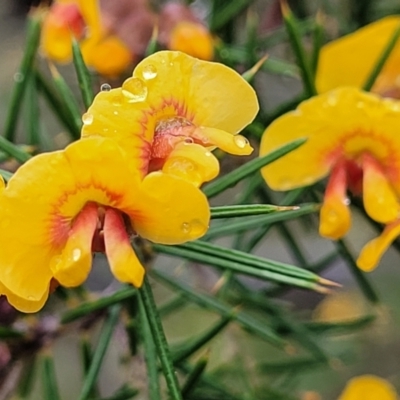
[[234, 135, 249, 149], [100, 83, 111, 92], [181, 222, 191, 233], [82, 112, 93, 125], [142, 64, 157, 80], [344, 198, 350, 206], [122, 77, 148, 103], [72, 248, 81, 262], [205, 151, 212, 157], [113, 110, 119, 115]]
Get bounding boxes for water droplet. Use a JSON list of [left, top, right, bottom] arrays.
[[13, 72, 24, 82], [72, 248, 81, 262], [205, 151, 212, 157], [344, 198, 350, 206], [101, 83, 111, 92], [122, 77, 148, 103], [234, 135, 248, 148], [181, 222, 190, 233], [82, 113, 93, 125], [142, 64, 157, 80], [326, 94, 337, 106], [113, 111, 119, 115]]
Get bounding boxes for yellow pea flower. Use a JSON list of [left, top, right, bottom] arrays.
[[82, 51, 259, 187], [338, 375, 398, 400], [260, 87, 400, 271], [0, 137, 210, 313], [41, 0, 132, 76], [316, 16, 400, 97]]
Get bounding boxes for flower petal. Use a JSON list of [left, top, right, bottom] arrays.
[[131, 171, 210, 244], [168, 21, 214, 61], [260, 87, 400, 191], [316, 16, 400, 94], [192, 127, 253, 155], [357, 219, 400, 272], [0, 283, 49, 313], [103, 208, 145, 287], [319, 161, 351, 239], [133, 51, 259, 133], [50, 203, 98, 287], [362, 153, 400, 223], [338, 375, 398, 400], [162, 142, 220, 186]]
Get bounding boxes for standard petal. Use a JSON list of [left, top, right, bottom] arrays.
[[131, 171, 210, 244], [260, 87, 400, 191], [357, 219, 400, 272], [162, 142, 220, 186], [103, 208, 145, 287], [133, 51, 259, 133], [316, 16, 400, 94]]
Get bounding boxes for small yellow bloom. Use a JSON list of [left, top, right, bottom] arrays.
[[338, 375, 398, 400], [0, 137, 210, 313], [82, 51, 258, 186], [168, 21, 214, 61], [316, 16, 400, 96], [260, 87, 400, 269], [41, 0, 132, 76]]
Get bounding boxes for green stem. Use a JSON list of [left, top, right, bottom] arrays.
[[139, 276, 183, 400], [41, 353, 62, 400]]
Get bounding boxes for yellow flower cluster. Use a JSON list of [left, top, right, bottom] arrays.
[[0, 51, 258, 312], [260, 17, 400, 272]]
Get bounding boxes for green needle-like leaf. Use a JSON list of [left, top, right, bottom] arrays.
[[25, 73, 40, 147], [363, 21, 400, 91], [140, 276, 183, 400], [281, 1, 317, 96], [99, 385, 139, 400], [210, 0, 256, 31], [203, 138, 306, 198], [172, 315, 232, 364], [4, 13, 41, 142], [78, 305, 121, 400], [210, 204, 298, 219], [41, 353, 62, 400], [153, 239, 333, 292], [206, 203, 319, 238], [181, 352, 209, 397], [72, 39, 94, 109], [61, 286, 136, 324], [138, 295, 161, 400], [0, 169, 13, 182], [152, 269, 285, 348], [311, 11, 325, 74]]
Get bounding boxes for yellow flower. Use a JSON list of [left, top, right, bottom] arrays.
[[338, 375, 398, 400], [41, 0, 132, 76], [82, 51, 258, 187], [316, 16, 400, 96], [168, 21, 214, 61], [0, 137, 210, 313], [260, 87, 400, 269]]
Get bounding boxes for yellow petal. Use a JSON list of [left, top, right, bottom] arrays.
[[132, 171, 210, 244], [81, 35, 133, 77], [168, 21, 214, 61], [338, 375, 398, 400], [316, 16, 400, 94], [319, 161, 351, 239], [103, 208, 145, 287], [192, 127, 253, 156], [357, 219, 400, 271], [133, 51, 259, 134], [260, 87, 400, 192], [163, 142, 220, 186], [50, 203, 98, 287], [0, 282, 49, 313], [362, 153, 400, 223]]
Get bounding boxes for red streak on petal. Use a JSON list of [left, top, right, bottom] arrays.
[[345, 159, 363, 195], [325, 159, 348, 200]]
